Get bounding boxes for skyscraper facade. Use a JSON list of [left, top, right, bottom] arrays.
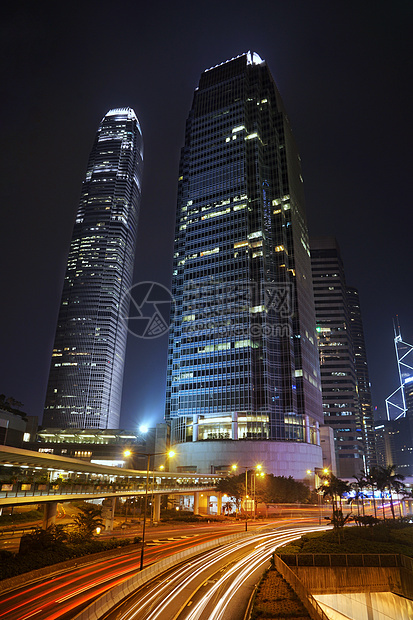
[[310, 237, 372, 477], [43, 108, 143, 430], [381, 324, 413, 475], [165, 53, 323, 477], [347, 286, 376, 469]]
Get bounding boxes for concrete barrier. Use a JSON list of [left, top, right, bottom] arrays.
[[279, 553, 413, 599]]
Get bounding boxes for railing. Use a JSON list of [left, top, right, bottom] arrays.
[[0, 483, 215, 500], [276, 553, 413, 602], [279, 553, 402, 568], [272, 554, 330, 620]]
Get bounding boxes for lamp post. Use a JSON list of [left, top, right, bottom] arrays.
[[232, 463, 263, 531], [307, 467, 329, 525], [254, 469, 265, 519], [124, 450, 175, 571]]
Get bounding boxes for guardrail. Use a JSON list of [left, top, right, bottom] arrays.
[[272, 554, 330, 620], [279, 553, 403, 568]]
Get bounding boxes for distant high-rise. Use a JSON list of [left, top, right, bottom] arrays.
[[43, 108, 143, 429], [386, 321, 413, 420], [165, 52, 323, 478], [347, 286, 376, 470], [310, 237, 372, 476], [381, 323, 413, 475]]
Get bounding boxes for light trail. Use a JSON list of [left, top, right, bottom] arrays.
[[114, 525, 328, 620], [183, 529, 315, 620], [0, 531, 223, 620]]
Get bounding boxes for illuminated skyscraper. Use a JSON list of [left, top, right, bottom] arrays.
[[310, 237, 374, 476], [347, 286, 376, 469], [43, 108, 143, 429], [380, 322, 413, 475], [165, 53, 323, 477]]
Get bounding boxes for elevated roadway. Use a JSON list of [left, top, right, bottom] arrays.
[[0, 446, 223, 527]]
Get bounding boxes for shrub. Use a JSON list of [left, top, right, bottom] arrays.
[[0, 535, 132, 581], [0, 510, 43, 525], [277, 523, 413, 557]]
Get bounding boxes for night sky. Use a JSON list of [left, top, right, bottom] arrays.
[[1, 1, 412, 430]]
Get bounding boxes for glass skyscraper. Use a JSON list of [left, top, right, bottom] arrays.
[[347, 286, 376, 470], [43, 108, 143, 429], [310, 236, 371, 477], [165, 53, 323, 477]]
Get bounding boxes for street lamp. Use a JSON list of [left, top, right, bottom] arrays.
[[307, 467, 328, 524], [128, 450, 175, 570], [253, 470, 265, 519], [232, 463, 263, 531]]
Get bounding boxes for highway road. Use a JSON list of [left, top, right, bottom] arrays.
[[0, 519, 326, 620], [100, 523, 327, 620]]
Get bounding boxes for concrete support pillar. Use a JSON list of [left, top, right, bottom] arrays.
[[206, 495, 211, 515], [43, 502, 57, 529], [316, 421, 320, 445], [153, 494, 161, 522], [305, 415, 311, 443], [102, 497, 116, 532], [217, 493, 222, 515], [193, 414, 199, 442], [193, 491, 200, 515], [232, 411, 238, 440], [194, 492, 199, 515]]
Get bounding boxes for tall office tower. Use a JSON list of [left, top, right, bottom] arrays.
[[310, 237, 367, 477], [382, 323, 413, 475], [43, 108, 143, 430], [347, 286, 376, 470], [165, 52, 323, 478], [386, 321, 413, 420]]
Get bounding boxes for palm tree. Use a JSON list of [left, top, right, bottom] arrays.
[[317, 473, 350, 526], [351, 472, 368, 517], [377, 465, 405, 520], [364, 469, 379, 519], [73, 504, 104, 538], [374, 468, 388, 521]]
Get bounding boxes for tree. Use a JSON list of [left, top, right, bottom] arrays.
[[19, 525, 68, 554], [73, 504, 104, 538], [216, 472, 310, 515], [351, 472, 368, 517], [317, 473, 350, 527], [216, 474, 245, 513], [317, 473, 351, 542], [363, 469, 378, 519], [375, 465, 405, 520]]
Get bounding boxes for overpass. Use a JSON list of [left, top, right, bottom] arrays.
[[0, 445, 223, 528]]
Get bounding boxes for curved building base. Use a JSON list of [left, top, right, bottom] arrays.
[[172, 440, 323, 482]]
